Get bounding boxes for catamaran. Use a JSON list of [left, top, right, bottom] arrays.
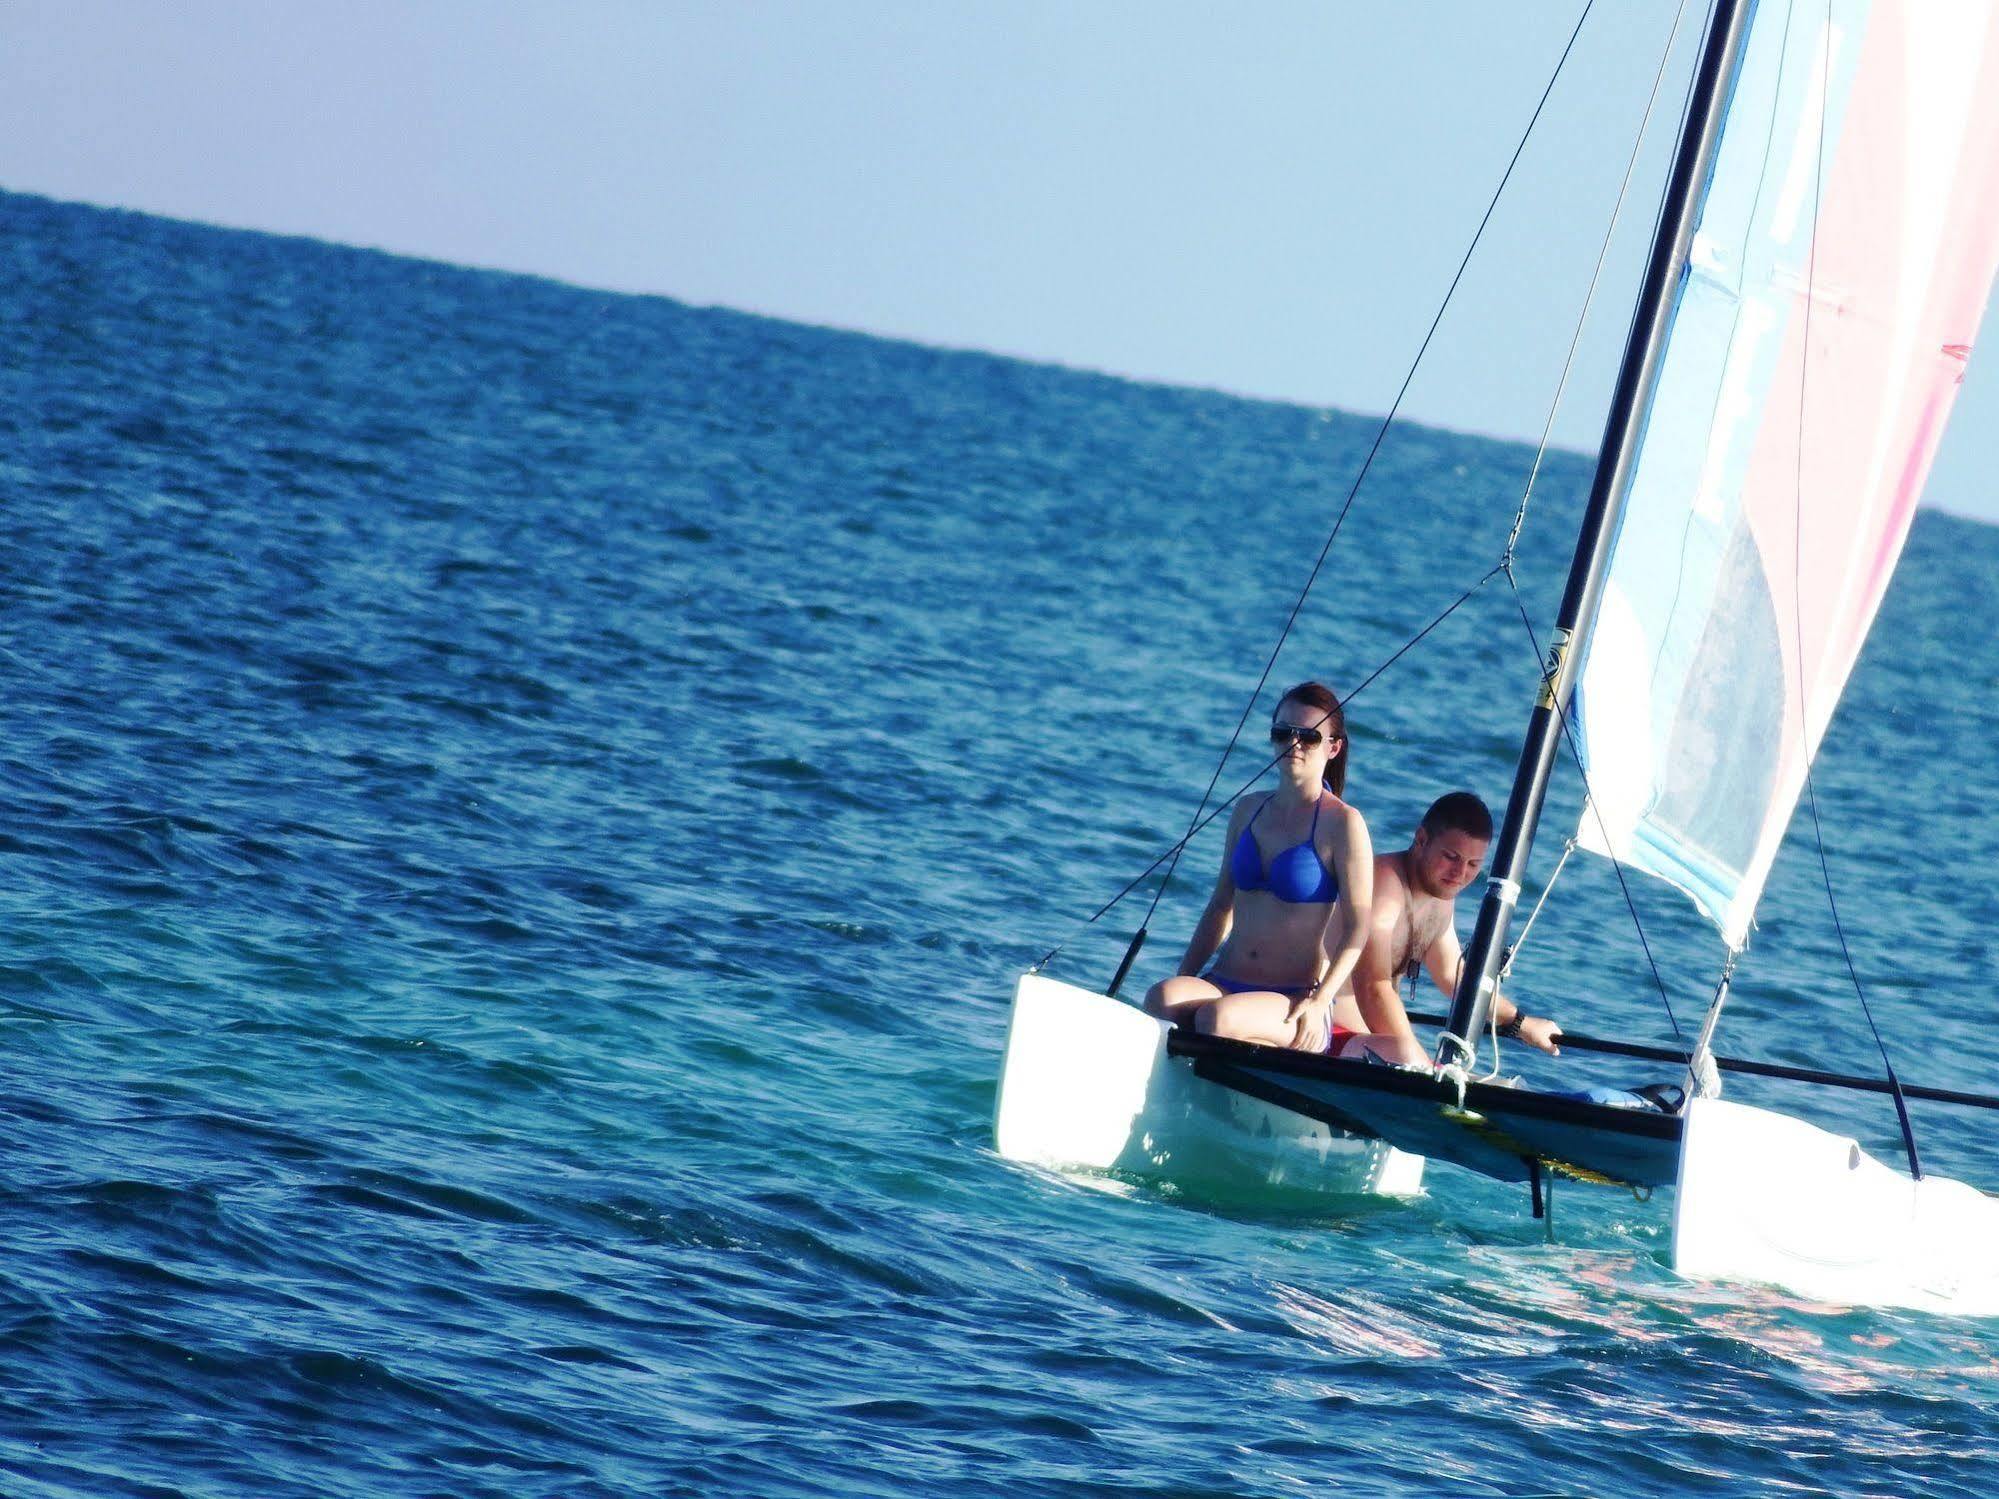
[[996, 0, 1999, 1315]]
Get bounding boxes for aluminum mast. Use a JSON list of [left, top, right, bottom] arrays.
[[1442, 0, 1757, 1058]]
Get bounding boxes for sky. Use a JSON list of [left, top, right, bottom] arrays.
[[3, 0, 1996, 520]]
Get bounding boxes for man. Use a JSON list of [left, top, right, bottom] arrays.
[[1333, 791, 1563, 1067]]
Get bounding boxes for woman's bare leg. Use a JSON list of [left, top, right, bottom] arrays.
[[1142, 975, 1225, 1024], [1194, 991, 1312, 1049]]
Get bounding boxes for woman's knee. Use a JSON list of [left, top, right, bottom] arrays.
[[1200, 997, 1262, 1040], [1146, 976, 1218, 1020]]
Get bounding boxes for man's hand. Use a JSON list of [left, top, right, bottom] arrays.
[[1514, 1014, 1563, 1056]]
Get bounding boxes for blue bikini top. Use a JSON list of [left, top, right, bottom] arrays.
[[1231, 794, 1338, 905]]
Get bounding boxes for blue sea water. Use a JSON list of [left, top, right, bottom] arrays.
[[4, 187, 1998, 1497]]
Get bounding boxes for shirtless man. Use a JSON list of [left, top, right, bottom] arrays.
[[1335, 791, 1563, 1067]]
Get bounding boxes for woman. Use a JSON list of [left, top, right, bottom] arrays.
[[1143, 682, 1374, 1055]]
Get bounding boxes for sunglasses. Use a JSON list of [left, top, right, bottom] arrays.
[[1269, 724, 1326, 748]]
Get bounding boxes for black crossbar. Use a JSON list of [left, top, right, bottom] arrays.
[[1402, 1010, 1999, 1114]]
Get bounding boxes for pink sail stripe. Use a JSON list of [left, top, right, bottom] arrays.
[[1737, 4, 1999, 924]]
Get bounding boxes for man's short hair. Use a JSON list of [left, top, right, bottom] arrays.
[[1421, 791, 1493, 841]]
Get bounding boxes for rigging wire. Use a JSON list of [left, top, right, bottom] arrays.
[[1030, 569, 1502, 971], [1499, 835, 1577, 978], [1032, 752, 1282, 971], [1506, 580, 1686, 1039], [1683, 952, 1735, 1102], [1502, 0, 1704, 568], [1786, 1, 1923, 1177], [1323, 567, 1501, 712], [1126, 0, 1601, 942]]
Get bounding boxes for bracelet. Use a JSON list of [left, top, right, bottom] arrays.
[[1498, 1015, 1523, 1039]]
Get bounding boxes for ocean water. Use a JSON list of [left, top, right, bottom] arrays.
[[4, 187, 1998, 1498]]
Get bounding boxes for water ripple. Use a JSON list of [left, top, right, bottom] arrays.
[[2, 189, 1996, 1498]]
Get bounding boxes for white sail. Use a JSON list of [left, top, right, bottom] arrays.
[[1575, 0, 1999, 946]]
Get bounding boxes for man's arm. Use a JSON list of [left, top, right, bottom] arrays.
[[1345, 872, 1427, 1067], [1425, 928, 1562, 1056]]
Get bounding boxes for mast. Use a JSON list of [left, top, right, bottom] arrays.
[[1441, 0, 1756, 1058]]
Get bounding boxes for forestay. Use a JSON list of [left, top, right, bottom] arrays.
[[1575, 0, 1999, 947]]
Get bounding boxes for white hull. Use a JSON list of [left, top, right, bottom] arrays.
[[1673, 1096, 1999, 1317], [993, 973, 1424, 1199]]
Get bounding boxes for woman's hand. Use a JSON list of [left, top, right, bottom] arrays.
[[1286, 991, 1334, 1053]]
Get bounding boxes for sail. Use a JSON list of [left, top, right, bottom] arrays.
[[1574, 0, 1999, 947]]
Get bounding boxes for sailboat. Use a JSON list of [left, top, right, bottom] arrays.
[[995, 0, 1999, 1315]]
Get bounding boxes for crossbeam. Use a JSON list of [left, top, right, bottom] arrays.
[[1402, 1011, 1999, 1114]]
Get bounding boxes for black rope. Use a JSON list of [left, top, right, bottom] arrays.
[[1032, 755, 1277, 971], [1129, 0, 1601, 942], [1798, 781, 1921, 1172], [1788, 0, 1921, 1178], [1506, 573, 1685, 1040], [1340, 567, 1502, 709]]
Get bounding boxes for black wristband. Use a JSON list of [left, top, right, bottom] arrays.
[[1498, 1015, 1523, 1039]]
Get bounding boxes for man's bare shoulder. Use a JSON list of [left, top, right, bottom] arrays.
[[1367, 852, 1411, 925], [1371, 851, 1412, 897]]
